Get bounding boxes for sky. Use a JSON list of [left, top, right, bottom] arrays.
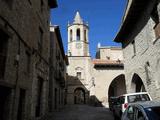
[[51, 0, 127, 58]]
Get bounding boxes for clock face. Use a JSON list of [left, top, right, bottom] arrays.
[[76, 43, 82, 49]]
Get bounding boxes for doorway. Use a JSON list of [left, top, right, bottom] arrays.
[[74, 88, 85, 104]]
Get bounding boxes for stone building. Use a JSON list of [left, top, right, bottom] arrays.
[[114, 0, 160, 100], [66, 11, 126, 107], [49, 25, 69, 111], [0, 0, 57, 120], [92, 45, 125, 106]]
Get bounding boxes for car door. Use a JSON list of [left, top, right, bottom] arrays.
[[134, 106, 147, 120], [122, 106, 136, 120]]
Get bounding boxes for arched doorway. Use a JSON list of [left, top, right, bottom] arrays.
[[108, 74, 126, 98], [108, 74, 126, 109], [131, 73, 146, 92], [74, 88, 85, 104]]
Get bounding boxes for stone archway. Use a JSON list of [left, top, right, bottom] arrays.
[[108, 74, 126, 109], [74, 88, 85, 104], [108, 74, 126, 98], [131, 73, 146, 92]]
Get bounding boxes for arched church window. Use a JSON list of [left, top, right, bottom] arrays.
[[84, 30, 87, 42], [77, 29, 80, 41], [70, 30, 72, 42]]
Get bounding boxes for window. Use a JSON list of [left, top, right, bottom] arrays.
[[70, 30, 73, 42], [132, 40, 136, 56], [106, 56, 110, 60], [136, 109, 145, 120], [17, 89, 26, 120], [26, 52, 31, 73], [0, 30, 8, 79], [0, 86, 12, 120], [84, 30, 87, 42], [127, 94, 150, 103], [77, 72, 81, 79], [2, 0, 13, 9], [77, 29, 80, 41], [68, 51, 72, 56], [54, 88, 57, 109], [127, 106, 134, 120], [145, 107, 160, 119], [40, 0, 44, 12], [59, 89, 61, 105], [119, 96, 125, 104], [36, 77, 43, 117], [145, 62, 152, 85], [38, 28, 43, 53], [28, 0, 31, 5]]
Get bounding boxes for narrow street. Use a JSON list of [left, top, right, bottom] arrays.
[[47, 105, 114, 120]]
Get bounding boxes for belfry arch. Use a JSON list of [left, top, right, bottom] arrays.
[[131, 73, 146, 92]]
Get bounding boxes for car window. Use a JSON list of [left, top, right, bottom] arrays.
[[127, 94, 150, 103], [119, 96, 125, 104], [135, 107, 145, 120], [110, 97, 118, 105], [145, 107, 160, 120], [127, 106, 135, 120]]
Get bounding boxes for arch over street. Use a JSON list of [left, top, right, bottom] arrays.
[[131, 73, 146, 92], [108, 74, 126, 99]]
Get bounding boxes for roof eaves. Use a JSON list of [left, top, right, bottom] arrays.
[[114, 0, 150, 43]]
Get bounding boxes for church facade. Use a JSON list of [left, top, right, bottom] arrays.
[[66, 12, 126, 107]]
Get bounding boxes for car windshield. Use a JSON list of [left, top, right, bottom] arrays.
[[118, 96, 125, 104], [127, 94, 150, 103], [110, 97, 118, 105], [145, 107, 160, 120]]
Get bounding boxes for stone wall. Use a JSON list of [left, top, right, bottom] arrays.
[[97, 47, 123, 60], [0, 0, 57, 120], [122, 1, 160, 100], [92, 67, 124, 107], [50, 26, 67, 111]]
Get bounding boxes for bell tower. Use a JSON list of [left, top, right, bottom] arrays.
[[67, 11, 90, 56]]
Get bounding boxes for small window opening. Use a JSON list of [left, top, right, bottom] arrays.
[[70, 30, 73, 41], [77, 29, 80, 41]]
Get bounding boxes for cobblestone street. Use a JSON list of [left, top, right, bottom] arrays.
[[47, 105, 114, 120]]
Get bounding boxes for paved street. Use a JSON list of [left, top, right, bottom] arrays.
[[47, 105, 114, 120]]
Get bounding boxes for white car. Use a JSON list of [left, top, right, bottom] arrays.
[[113, 92, 152, 119]]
